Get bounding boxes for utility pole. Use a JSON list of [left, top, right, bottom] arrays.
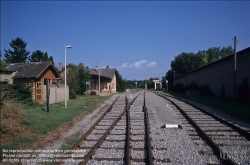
[[233, 36, 237, 99], [99, 68, 100, 95], [145, 74, 148, 90]]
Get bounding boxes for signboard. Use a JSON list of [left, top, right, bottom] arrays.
[[86, 81, 90, 85]]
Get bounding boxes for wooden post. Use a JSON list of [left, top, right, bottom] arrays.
[[46, 79, 50, 114]]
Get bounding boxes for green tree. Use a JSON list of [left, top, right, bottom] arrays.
[[219, 46, 233, 59], [78, 66, 91, 94], [0, 51, 8, 70], [206, 47, 220, 63], [29, 51, 54, 65], [147, 78, 154, 89], [161, 76, 166, 89], [166, 70, 175, 92], [171, 52, 202, 77], [49, 56, 54, 65], [4, 37, 30, 63], [42, 52, 54, 65], [29, 50, 44, 62], [196, 50, 208, 66], [66, 64, 80, 94], [115, 70, 126, 92], [42, 52, 49, 61], [66, 63, 91, 95]]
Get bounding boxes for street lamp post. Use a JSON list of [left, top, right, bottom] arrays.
[[99, 68, 100, 95], [65, 45, 72, 108]]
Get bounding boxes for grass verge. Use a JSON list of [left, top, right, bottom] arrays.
[[1, 95, 112, 150], [164, 91, 250, 124]]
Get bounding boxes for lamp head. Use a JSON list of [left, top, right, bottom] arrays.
[[65, 45, 72, 49]]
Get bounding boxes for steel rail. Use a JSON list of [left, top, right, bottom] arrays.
[[56, 95, 121, 165], [126, 95, 131, 165], [155, 92, 236, 165], [143, 91, 154, 165], [79, 92, 140, 165], [159, 92, 250, 140]]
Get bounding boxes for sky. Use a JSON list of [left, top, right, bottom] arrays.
[[1, 1, 250, 80]]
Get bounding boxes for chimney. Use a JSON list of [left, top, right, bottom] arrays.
[[58, 63, 63, 72], [95, 62, 98, 70], [79, 62, 84, 68]]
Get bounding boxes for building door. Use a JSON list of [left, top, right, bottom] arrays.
[[36, 82, 42, 102]]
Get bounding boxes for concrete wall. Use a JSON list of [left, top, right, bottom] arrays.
[[111, 74, 116, 93], [175, 47, 250, 97], [42, 84, 69, 104], [0, 72, 16, 84]]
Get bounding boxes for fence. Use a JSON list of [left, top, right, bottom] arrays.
[[42, 84, 69, 104]]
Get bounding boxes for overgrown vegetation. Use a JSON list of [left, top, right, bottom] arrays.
[[1, 95, 111, 150], [163, 79, 250, 123], [69, 89, 77, 99], [60, 63, 91, 95], [115, 70, 126, 92], [221, 84, 225, 98], [172, 79, 250, 103], [165, 91, 250, 123], [1, 76, 34, 105], [237, 78, 249, 102], [173, 81, 213, 96], [59, 132, 81, 150]]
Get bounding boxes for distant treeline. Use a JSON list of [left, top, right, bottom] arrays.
[[166, 46, 233, 91]]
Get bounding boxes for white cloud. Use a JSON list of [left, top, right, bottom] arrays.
[[119, 60, 157, 69], [131, 60, 148, 68], [120, 63, 129, 68], [146, 61, 157, 67]]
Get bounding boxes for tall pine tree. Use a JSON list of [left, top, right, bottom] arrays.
[[4, 37, 30, 63], [29, 50, 44, 62]]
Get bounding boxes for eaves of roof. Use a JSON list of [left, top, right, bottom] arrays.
[[4, 61, 60, 79]]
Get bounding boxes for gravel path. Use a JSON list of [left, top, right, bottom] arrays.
[[145, 91, 208, 164]]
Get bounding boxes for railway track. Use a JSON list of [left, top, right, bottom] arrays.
[[154, 91, 250, 165], [57, 90, 170, 165]]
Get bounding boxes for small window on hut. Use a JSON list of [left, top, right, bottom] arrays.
[[36, 82, 41, 89]]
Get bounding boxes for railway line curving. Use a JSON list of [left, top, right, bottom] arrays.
[[154, 91, 250, 165], [55, 90, 249, 165]]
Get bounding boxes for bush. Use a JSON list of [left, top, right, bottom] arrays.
[[1, 77, 33, 105], [185, 81, 199, 91], [200, 84, 213, 96], [69, 89, 77, 99], [221, 84, 225, 98], [174, 83, 185, 93], [237, 78, 249, 102]]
